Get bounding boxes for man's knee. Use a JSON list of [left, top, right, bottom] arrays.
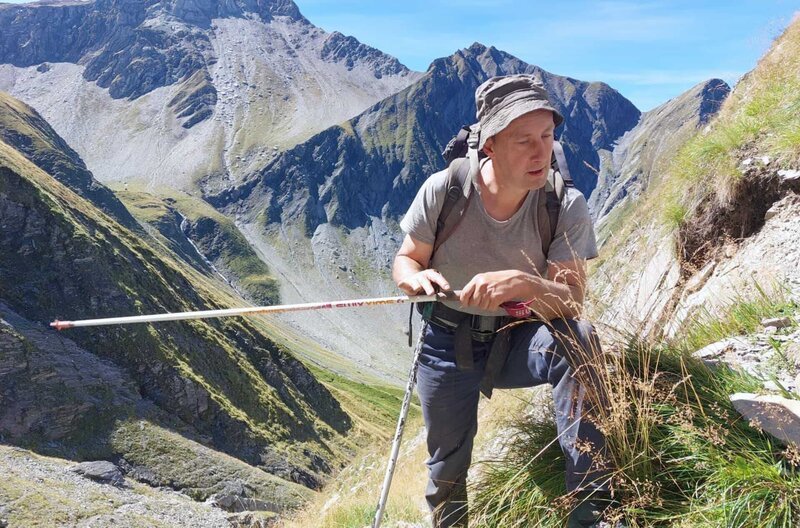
[[550, 318, 602, 365]]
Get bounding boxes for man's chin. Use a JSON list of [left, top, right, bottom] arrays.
[[525, 171, 548, 189]]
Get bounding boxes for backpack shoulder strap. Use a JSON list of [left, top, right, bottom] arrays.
[[552, 140, 574, 187], [538, 168, 569, 258], [537, 140, 575, 258], [433, 154, 475, 255]]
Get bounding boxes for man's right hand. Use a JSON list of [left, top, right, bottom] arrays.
[[397, 269, 451, 296]]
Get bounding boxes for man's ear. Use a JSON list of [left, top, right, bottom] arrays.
[[482, 136, 495, 158]]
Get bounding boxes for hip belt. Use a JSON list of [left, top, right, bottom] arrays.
[[420, 302, 512, 398]]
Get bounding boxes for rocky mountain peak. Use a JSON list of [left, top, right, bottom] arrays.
[[696, 78, 732, 124], [163, 0, 306, 27], [320, 31, 409, 78]]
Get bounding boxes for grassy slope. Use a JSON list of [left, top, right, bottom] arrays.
[[111, 183, 281, 305], [0, 126, 431, 523], [0, 138, 344, 498], [588, 16, 800, 327]]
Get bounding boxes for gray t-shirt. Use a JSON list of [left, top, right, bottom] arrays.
[[399, 168, 598, 316]]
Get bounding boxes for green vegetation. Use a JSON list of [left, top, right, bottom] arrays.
[[308, 363, 420, 438], [471, 311, 800, 527], [681, 283, 798, 352], [660, 19, 800, 230], [112, 183, 280, 305], [110, 419, 311, 506], [0, 131, 344, 497]]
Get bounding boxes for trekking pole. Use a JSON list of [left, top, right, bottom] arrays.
[[372, 319, 428, 528], [49, 294, 444, 330]]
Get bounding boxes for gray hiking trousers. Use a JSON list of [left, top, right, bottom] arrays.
[[416, 318, 610, 528]]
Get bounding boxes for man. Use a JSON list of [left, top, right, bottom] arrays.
[[393, 74, 616, 527]]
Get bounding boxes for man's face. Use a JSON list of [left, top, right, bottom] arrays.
[[483, 109, 555, 191]]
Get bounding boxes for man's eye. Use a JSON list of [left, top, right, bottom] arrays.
[[542, 134, 553, 139]]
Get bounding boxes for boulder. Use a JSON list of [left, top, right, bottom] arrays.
[[761, 316, 793, 329], [208, 480, 280, 513], [692, 337, 748, 359], [70, 461, 125, 486], [730, 393, 800, 446]]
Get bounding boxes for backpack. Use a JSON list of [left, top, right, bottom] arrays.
[[433, 124, 574, 257]]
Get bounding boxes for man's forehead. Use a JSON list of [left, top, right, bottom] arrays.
[[505, 109, 556, 131]]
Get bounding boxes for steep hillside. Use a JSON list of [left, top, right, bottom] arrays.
[[0, 91, 357, 513], [0, 0, 422, 190], [588, 15, 800, 338], [110, 183, 281, 306], [0, 91, 140, 231], [589, 78, 731, 223]]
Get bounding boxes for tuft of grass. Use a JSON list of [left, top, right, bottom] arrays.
[[471, 294, 800, 527], [679, 283, 797, 352]]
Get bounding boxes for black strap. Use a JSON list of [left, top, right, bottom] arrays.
[[407, 303, 414, 347], [552, 140, 574, 186], [453, 319, 474, 371], [433, 157, 472, 255], [479, 329, 511, 399]]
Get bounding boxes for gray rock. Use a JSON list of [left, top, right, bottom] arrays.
[[778, 169, 800, 182], [764, 326, 779, 335], [785, 342, 800, 367], [70, 461, 125, 486], [227, 511, 279, 527], [692, 337, 747, 359], [731, 393, 800, 446], [762, 316, 793, 329], [208, 480, 280, 513], [765, 201, 783, 221]]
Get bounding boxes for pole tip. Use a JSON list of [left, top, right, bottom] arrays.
[[50, 320, 73, 331]]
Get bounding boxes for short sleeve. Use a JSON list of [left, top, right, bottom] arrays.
[[399, 170, 448, 245], [546, 187, 599, 263]]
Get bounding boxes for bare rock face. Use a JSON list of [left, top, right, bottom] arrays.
[[0, 307, 140, 451], [0, 0, 305, 100], [1, 0, 421, 188], [70, 460, 125, 486], [0, 0, 413, 134], [320, 31, 407, 78]]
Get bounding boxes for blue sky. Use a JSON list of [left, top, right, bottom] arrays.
[[292, 0, 799, 111], [3, 0, 798, 110]]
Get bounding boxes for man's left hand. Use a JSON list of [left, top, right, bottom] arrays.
[[459, 270, 531, 311]]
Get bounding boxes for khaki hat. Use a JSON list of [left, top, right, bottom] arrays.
[[475, 74, 564, 150]]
